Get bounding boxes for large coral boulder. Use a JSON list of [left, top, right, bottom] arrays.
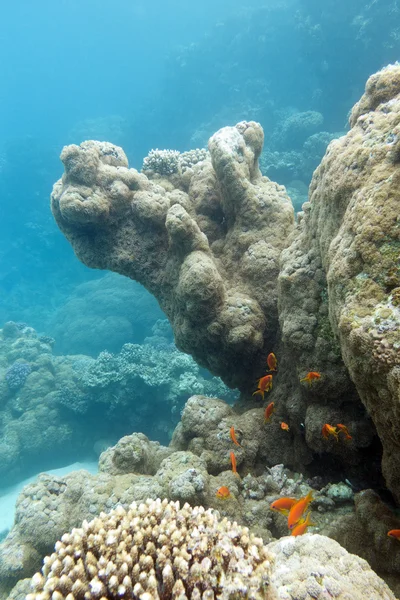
[[305, 64, 400, 499], [51, 123, 294, 390], [269, 534, 396, 600]]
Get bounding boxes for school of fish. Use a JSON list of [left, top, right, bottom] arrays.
[[214, 352, 374, 537]]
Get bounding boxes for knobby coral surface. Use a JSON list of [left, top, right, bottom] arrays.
[[300, 64, 400, 500], [51, 122, 294, 390], [50, 67, 400, 509], [27, 498, 276, 600]]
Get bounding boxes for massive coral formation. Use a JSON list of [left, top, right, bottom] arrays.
[[51, 67, 400, 505], [51, 122, 294, 390], [284, 64, 400, 499]]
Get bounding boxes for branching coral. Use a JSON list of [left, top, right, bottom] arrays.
[[27, 498, 275, 600]]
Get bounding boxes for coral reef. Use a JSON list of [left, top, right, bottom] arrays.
[[289, 64, 400, 500], [51, 122, 294, 391], [40, 64, 400, 597], [0, 323, 233, 487], [5, 362, 32, 390], [74, 342, 235, 420], [98, 433, 172, 476], [20, 499, 397, 600], [271, 110, 324, 150], [268, 533, 395, 600], [0, 393, 398, 598], [51, 88, 398, 493], [170, 395, 312, 474], [260, 131, 341, 188], [327, 489, 400, 596], [49, 273, 165, 356]]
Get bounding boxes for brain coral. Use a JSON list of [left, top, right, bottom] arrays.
[[51, 123, 294, 390], [27, 498, 275, 600]]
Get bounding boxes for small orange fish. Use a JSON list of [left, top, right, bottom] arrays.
[[288, 490, 314, 529], [322, 423, 339, 441], [281, 422, 290, 431], [300, 371, 321, 385], [337, 424, 352, 440], [230, 426, 242, 447], [388, 529, 400, 540], [230, 451, 239, 476], [270, 497, 297, 515], [264, 402, 275, 423], [266, 352, 277, 372], [291, 511, 315, 536], [253, 374, 273, 400], [216, 486, 231, 499]]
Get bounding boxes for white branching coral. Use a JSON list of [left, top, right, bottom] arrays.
[[142, 148, 209, 176], [142, 149, 180, 175], [27, 498, 275, 600]]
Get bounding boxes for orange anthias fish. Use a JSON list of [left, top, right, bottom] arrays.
[[266, 352, 277, 372], [270, 497, 297, 516], [322, 423, 339, 442], [300, 371, 321, 385], [230, 426, 242, 447], [288, 490, 314, 529], [281, 422, 290, 431], [264, 401, 275, 423], [230, 451, 239, 477], [388, 529, 400, 540], [337, 423, 352, 440], [291, 511, 315, 536], [253, 374, 273, 400], [216, 486, 231, 499]]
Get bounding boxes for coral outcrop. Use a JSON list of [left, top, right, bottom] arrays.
[[51, 75, 400, 493], [268, 534, 395, 600], [0, 323, 232, 487], [280, 64, 400, 499], [0, 396, 398, 598], [171, 395, 312, 474], [44, 65, 400, 596], [51, 122, 295, 390]]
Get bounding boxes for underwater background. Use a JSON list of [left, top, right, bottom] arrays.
[[0, 0, 400, 596]]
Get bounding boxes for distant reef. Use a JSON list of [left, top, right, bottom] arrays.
[[0, 64, 398, 599], [0, 321, 235, 488]]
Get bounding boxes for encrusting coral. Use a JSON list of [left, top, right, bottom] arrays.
[[27, 498, 276, 600], [51, 122, 294, 390]]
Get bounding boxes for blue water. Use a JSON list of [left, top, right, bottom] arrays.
[[0, 0, 399, 486]]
